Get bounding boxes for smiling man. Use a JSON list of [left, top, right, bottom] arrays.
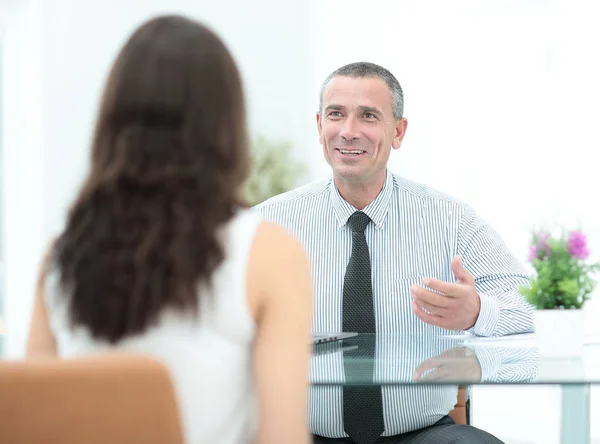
[[255, 62, 533, 444]]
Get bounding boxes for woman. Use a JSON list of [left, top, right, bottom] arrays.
[[26, 15, 312, 444]]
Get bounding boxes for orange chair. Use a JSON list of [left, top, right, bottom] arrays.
[[0, 354, 184, 444]]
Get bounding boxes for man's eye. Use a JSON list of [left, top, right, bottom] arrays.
[[364, 113, 376, 119], [329, 111, 342, 117]]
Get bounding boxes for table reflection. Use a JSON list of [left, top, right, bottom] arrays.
[[311, 333, 539, 386]]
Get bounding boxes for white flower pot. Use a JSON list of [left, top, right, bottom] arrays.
[[535, 309, 585, 358]]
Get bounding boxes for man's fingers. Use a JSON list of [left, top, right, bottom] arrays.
[[411, 301, 445, 326], [416, 368, 454, 382], [451, 256, 475, 285], [421, 278, 461, 297], [413, 359, 442, 379], [411, 285, 453, 309], [413, 300, 446, 317], [412, 301, 457, 330]]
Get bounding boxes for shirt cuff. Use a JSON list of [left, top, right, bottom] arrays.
[[467, 345, 502, 382], [465, 290, 500, 337]]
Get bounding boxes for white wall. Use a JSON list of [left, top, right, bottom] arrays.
[[1, 0, 45, 356]]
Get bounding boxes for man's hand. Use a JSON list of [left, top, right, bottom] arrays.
[[413, 347, 482, 383], [410, 256, 480, 330]]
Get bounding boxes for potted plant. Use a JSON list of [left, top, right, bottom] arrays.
[[241, 135, 307, 206], [520, 229, 600, 357]]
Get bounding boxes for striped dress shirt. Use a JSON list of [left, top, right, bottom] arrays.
[[255, 169, 533, 437]]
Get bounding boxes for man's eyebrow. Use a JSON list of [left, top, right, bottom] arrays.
[[358, 106, 383, 116], [324, 104, 345, 112], [323, 104, 384, 116]]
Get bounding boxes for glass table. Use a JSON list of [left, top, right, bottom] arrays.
[[310, 333, 599, 444]]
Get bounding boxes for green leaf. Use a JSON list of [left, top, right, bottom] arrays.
[[241, 135, 307, 206]]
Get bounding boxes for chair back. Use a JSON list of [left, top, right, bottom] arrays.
[[0, 354, 184, 444]]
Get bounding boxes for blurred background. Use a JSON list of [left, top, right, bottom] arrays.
[[1, 0, 599, 442]]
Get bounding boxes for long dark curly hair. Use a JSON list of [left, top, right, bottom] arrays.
[[52, 15, 249, 343]]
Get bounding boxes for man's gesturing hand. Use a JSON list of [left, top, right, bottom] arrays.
[[410, 256, 481, 331]]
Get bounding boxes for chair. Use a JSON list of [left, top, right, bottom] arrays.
[[448, 386, 470, 425], [0, 353, 184, 444]]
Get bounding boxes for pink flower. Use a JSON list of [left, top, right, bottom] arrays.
[[536, 232, 550, 250], [568, 231, 590, 260], [527, 245, 539, 262], [528, 232, 551, 262]]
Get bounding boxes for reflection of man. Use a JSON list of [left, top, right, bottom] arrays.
[[312, 335, 539, 387], [412, 344, 539, 384], [256, 62, 533, 443]]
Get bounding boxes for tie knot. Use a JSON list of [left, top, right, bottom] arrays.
[[347, 211, 371, 233]]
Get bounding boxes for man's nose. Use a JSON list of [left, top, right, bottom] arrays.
[[339, 118, 360, 141]]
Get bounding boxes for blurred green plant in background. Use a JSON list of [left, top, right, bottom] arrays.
[[241, 135, 307, 206]]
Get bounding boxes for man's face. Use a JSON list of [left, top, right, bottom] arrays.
[[317, 76, 407, 185]]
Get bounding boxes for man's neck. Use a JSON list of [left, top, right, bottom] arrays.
[[334, 173, 386, 210]]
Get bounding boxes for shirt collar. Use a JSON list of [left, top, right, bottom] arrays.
[[329, 169, 395, 230]]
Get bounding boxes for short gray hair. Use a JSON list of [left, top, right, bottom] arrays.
[[319, 62, 404, 120]]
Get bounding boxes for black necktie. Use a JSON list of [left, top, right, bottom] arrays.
[[342, 211, 384, 444]]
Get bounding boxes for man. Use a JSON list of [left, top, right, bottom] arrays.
[[255, 62, 533, 444]]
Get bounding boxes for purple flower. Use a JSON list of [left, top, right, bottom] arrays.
[[527, 245, 539, 262], [528, 232, 551, 262], [536, 232, 550, 250], [568, 231, 590, 260]]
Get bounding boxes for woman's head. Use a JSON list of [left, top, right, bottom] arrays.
[[54, 15, 249, 343], [92, 14, 249, 188]]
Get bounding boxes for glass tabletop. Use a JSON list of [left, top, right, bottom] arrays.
[[310, 333, 600, 386]]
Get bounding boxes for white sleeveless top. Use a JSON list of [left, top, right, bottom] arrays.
[[45, 209, 263, 444]]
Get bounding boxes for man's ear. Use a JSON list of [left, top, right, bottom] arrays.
[[392, 117, 408, 150], [316, 111, 324, 145]]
